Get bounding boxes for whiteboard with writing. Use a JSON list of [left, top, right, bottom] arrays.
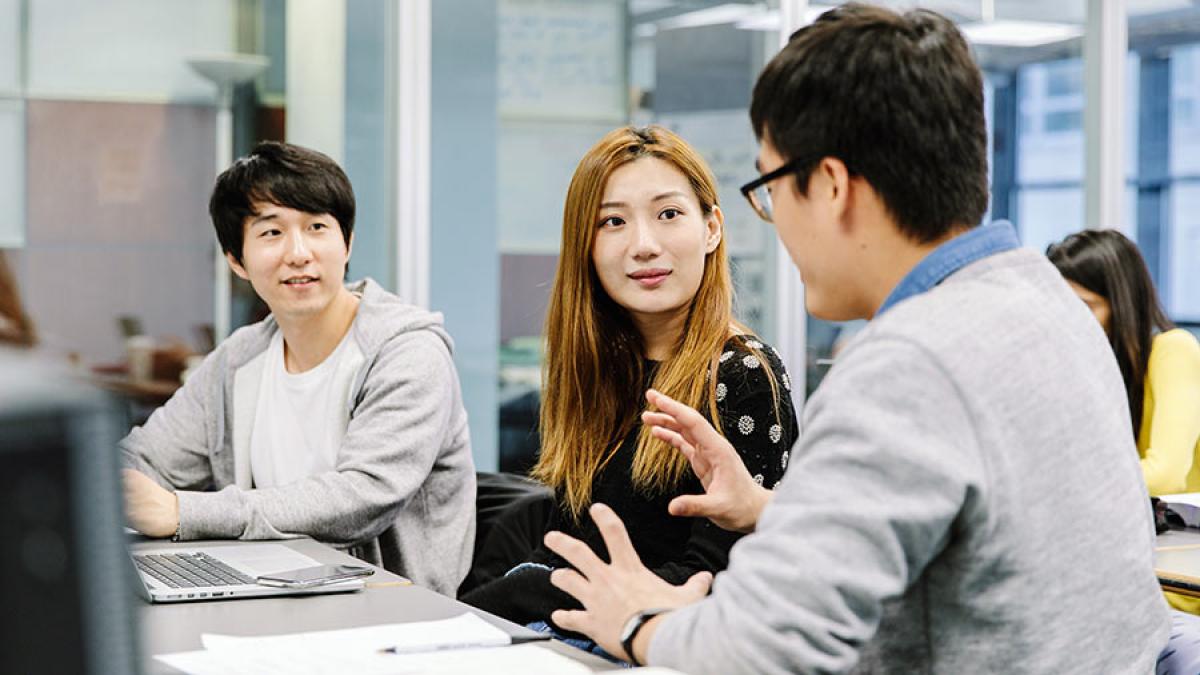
[[499, 0, 626, 121], [0, 100, 24, 247]]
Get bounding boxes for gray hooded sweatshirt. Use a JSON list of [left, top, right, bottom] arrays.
[[121, 278, 476, 596]]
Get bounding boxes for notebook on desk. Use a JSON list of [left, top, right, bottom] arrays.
[[1156, 546, 1200, 595], [131, 543, 365, 603]]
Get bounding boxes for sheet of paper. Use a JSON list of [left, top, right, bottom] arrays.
[[156, 650, 264, 675], [157, 643, 592, 675], [200, 613, 512, 655], [1162, 493, 1200, 509]]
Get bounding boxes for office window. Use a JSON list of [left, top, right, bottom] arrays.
[[1016, 59, 1086, 186], [1171, 45, 1200, 177], [1176, 98, 1196, 128], [1165, 45, 1200, 322], [1044, 109, 1082, 133], [1168, 185, 1200, 321], [1045, 60, 1083, 97]]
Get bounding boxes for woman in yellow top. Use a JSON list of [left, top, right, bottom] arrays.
[[1048, 229, 1200, 495], [1049, 230, 1200, 618]]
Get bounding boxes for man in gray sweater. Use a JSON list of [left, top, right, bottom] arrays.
[[120, 142, 475, 596], [538, 5, 1169, 672]]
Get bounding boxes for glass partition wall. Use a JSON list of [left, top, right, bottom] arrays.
[[5, 0, 1197, 471]]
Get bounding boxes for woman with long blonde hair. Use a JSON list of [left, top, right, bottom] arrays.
[[464, 126, 797, 655]]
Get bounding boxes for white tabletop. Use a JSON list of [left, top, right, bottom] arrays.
[[134, 537, 613, 673]]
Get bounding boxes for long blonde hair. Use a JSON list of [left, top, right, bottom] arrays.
[[533, 126, 768, 518], [0, 252, 36, 347]]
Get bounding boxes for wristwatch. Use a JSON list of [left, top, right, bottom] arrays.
[[619, 607, 672, 666]]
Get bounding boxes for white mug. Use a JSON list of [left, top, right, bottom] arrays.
[[126, 335, 155, 382]]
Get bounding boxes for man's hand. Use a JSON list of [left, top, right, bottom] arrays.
[[122, 469, 179, 538], [643, 388, 773, 533], [545, 503, 712, 663]]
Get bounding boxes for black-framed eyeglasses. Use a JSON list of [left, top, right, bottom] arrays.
[[739, 157, 807, 224]]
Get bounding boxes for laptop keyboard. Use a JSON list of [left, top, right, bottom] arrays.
[[133, 552, 256, 589]]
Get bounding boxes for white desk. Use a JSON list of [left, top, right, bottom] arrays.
[[135, 538, 613, 673]]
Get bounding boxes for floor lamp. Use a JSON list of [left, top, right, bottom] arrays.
[[187, 54, 269, 345]]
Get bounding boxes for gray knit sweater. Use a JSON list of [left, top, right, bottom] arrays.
[[120, 278, 476, 596], [650, 249, 1169, 673]]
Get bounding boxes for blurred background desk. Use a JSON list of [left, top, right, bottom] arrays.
[[92, 373, 180, 408]]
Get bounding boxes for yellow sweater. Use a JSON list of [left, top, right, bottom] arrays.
[[1137, 329, 1200, 614], [1139, 329, 1200, 496]]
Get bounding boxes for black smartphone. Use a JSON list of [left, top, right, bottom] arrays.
[[256, 563, 374, 588]]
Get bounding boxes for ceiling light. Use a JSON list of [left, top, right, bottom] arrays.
[[635, 23, 658, 39], [655, 3, 763, 31], [630, 0, 676, 16], [734, 5, 836, 32], [959, 20, 1082, 48]]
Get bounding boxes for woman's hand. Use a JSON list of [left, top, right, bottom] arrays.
[[643, 388, 773, 533]]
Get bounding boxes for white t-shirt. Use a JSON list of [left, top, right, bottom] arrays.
[[249, 329, 363, 488]]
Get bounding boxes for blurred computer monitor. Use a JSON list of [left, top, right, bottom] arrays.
[[0, 352, 141, 674]]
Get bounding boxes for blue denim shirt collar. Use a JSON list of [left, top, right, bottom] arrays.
[[875, 221, 1020, 317]]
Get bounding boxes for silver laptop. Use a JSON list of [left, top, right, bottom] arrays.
[[131, 543, 365, 603]]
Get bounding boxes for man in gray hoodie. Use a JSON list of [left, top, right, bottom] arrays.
[[121, 142, 475, 596], [537, 4, 1169, 673]]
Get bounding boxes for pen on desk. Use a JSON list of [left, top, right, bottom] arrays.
[[378, 641, 506, 655]]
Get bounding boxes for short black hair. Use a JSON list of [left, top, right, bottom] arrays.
[[750, 3, 989, 243], [209, 141, 355, 264], [1047, 229, 1174, 438]]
